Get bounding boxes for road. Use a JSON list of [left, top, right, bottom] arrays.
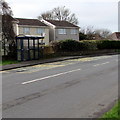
[[2, 55, 118, 118]]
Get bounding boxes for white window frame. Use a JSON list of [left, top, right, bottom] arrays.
[[71, 29, 77, 35], [58, 29, 67, 35], [23, 28, 30, 34], [36, 28, 45, 35]]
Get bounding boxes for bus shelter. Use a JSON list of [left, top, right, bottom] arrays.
[[16, 36, 45, 61]]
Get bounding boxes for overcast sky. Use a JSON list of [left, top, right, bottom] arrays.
[[7, 0, 119, 32]]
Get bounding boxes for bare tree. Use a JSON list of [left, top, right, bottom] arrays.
[[53, 6, 70, 21], [0, 0, 13, 15], [1, 0, 16, 57], [85, 26, 95, 40], [94, 29, 111, 39], [38, 6, 78, 25], [79, 27, 87, 40], [38, 11, 54, 20], [80, 26, 112, 40]]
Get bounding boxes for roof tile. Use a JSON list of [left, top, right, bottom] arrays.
[[16, 18, 47, 26], [46, 20, 79, 28], [115, 32, 120, 39]]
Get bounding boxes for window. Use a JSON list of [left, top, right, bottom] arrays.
[[58, 29, 66, 34], [36, 28, 45, 36], [23, 28, 30, 34], [71, 29, 77, 34]]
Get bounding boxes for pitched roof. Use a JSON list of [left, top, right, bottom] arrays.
[[16, 18, 47, 26], [2, 15, 17, 22], [114, 32, 120, 38], [45, 20, 79, 28]]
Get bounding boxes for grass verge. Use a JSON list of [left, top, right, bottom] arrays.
[[101, 101, 120, 119], [1, 60, 19, 65]]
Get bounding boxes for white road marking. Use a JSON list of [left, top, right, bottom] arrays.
[[93, 62, 110, 67], [22, 68, 82, 85], [93, 64, 100, 67], [101, 62, 110, 65], [0, 71, 9, 73], [115, 59, 119, 62]]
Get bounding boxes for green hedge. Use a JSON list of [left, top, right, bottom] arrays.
[[51, 39, 120, 52], [52, 39, 87, 52], [96, 40, 120, 49]]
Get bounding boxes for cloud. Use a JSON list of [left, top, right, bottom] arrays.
[[7, 0, 118, 32]]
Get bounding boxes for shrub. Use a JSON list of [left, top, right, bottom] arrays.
[[43, 45, 54, 54], [96, 40, 120, 49], [51, 39, 120, 52], [50, 41, 62, 52], [79, 32, 87, 40], [59, 40, 76, 52], [52, 39, 86, 52], [80, 40, 98, 50]]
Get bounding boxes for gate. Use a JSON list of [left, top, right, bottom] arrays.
[[16, 36, 45, 61]]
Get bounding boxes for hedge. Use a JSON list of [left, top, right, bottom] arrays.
[[96, 40, 120, 49], [51, 39, 120, 52], [52, 39, 86, 52]]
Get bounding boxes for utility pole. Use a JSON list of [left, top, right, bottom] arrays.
[[118, 1, 120, 32], [0, 14, 2, 59]]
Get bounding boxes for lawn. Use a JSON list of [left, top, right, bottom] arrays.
[[102, 100, 120, 119], [0, 60, 19, 65]]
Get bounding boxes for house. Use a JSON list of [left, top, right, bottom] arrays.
[[2, 17, 80, 58], [92, 34, 102, 40], [41, 19, 80, 42], [14, 18, 49, 45], [109, 32, 120, 40]]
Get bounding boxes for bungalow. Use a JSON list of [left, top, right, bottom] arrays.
[[14, 18, 49, 45], [41, 19, 80, 42], [109, 32, 120, 40]]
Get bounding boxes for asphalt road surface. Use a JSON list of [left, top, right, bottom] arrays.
[[2, 55, 118, 118]]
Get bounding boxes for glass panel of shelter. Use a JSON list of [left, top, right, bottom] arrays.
[[26, 38, 39, 61], [17, 39, 22, 61], [23, 40, 28, 61], [16, 36, 44, 61]]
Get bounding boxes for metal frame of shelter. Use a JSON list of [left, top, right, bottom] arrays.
[[16, 36, 45, 61]]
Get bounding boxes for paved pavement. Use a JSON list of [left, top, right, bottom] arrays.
[[1, 53, 118, 71], [2, 55, 118, 118], [1, 56, 83, 71]]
